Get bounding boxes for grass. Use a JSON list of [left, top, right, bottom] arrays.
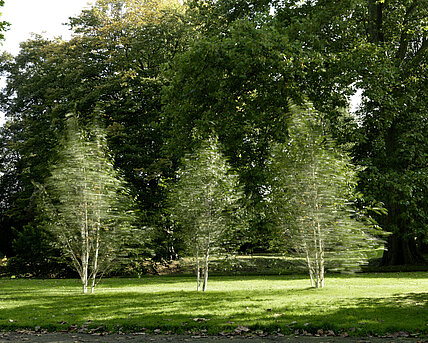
[[146, 251, 428, 276], [0, 273, 427, 336]]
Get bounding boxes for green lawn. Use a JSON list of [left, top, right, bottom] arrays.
[[0, 273, 427, 336]]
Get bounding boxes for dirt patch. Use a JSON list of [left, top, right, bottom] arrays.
[[0, 332, 426, 343]]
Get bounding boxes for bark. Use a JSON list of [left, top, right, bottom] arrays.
[[81, 247, 89, 294], [367, 0, 384, 43], [202, 248, 209, 292], [396, 2, 418, 61], [311, 157, 324, 289], [304, 243, 315, 287], [379, 171, 425, 267], [81, 169, 89, 294], [81, 208, 89, 294], [381, 233, 426, 266], [90, 224, 100, 294], [313, 229, 320, 288], [412, 38, 428, 66], [196, 245, 200, 291], [91, 140, 102, 294], [316, 222, 324, 288]]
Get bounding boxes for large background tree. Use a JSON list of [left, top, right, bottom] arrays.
[[163, 14, 312, 252], [0, 0, 190, 269], [1, 0, 426, 274], [272, 0, 427, 265]]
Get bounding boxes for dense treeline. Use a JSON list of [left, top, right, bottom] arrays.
[[0, 0, 426, 277]]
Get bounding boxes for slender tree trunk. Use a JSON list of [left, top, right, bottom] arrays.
[[317, 245, 325, 288], [310, 151, 324, 288], [91, 223, 100, 294], [91, 139, 102, 294], [316, 222, 324, 288], [82, 232, 89, 294], [202, 188, 212, 292], [313, 227, 320, 288], [81, 172, 89, 294], [81, 209, 89, 294], [196, 244, 200, 291], [311, 154, 325, 289], [81, 245, 88, 294], [202, 247, 209, 292], [304, 242, 315, 287]]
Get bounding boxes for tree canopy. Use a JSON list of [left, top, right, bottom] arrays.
[[0, 0, 426, 276], [168, 136, 244, 291], [37, 114, 137, 293], [270, 103, 385, 287]]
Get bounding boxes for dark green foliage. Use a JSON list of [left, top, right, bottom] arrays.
[[163, 17, 306, 251], [7, 225, 74, 278], [0, 0, 426, 272], [0, 0, 190, 270], [187, 0, 272, 35], [273, 0, 428, 265]]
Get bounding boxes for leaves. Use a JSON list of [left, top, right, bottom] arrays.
[[273, 0, 428, 265], [39, 115, 137, 293], [168, 136, 245, 290], [0, 0, 190, 268], [234, 324, 249, 333], [270, 103, 385, 287], [191, 318, 209, 322]]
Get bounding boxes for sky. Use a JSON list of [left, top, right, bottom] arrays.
[[0, 0, 92, 126]]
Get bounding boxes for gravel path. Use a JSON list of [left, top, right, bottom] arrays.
[[0, 332, 426, 343]]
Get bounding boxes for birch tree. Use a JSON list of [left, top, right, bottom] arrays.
[[38, 114, 136, 294], [169, 136, 243, 291], [271, 104, 384, 288]]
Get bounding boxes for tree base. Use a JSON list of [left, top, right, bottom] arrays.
[[380, 234, 426, 266]]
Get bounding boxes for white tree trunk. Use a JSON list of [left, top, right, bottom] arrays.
[[317, 222, 325, 288], [81, 215, 89, 294], [81, 180, 89, 294], [304, 242, 315, 287], [196, 245, 201, 291], [90, 224, 100, 294], [202, 248, 209, 292], [312, 226, 321, 288], [311, 159, 325, 289]]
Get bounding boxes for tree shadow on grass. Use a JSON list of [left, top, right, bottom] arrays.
[[289, 292, 428, 335], [1, 279, 426, 335]]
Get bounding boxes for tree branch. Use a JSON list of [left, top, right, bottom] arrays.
[[367, 0, 384, 43], [396, 1, 418, 61], [411, 37, 428, 66]]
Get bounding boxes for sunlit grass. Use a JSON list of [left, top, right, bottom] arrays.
[[0, 273, 427, 336]]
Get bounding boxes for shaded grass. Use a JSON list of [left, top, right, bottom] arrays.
[[0, 273, 427, 336]]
